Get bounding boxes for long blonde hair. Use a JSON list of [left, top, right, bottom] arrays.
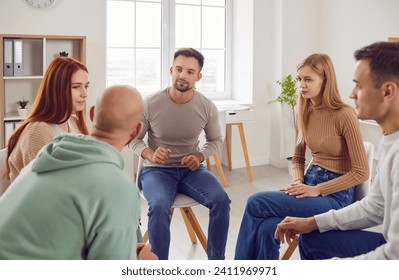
[[296, 53, 349, 144]]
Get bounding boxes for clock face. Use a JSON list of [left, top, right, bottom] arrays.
[[24, 0, 56, 9]]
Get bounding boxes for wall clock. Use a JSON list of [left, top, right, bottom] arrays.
[[24, 0, 56, 9]]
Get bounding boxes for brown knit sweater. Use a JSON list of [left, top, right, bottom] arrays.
[[8, 117, 81, 182], [292, 105, 369, 196]]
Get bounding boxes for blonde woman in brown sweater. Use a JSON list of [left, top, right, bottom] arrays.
[[5, 57, 89, 183], [235, 53, 369, 260]]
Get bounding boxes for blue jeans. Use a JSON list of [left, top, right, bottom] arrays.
[[299, 230, 386, 259], [234, 165, 354, 260], [141, 165, 231, 260]]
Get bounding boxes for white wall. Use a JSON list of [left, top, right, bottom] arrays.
[[320, 0, 399, 106], [228, 0, 270, 168]]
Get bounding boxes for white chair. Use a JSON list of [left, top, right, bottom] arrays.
[[280, 141, 374, 260], [353, 141, 374, 201], [135, 156, 208, 253], [0, 148, 11, 197]]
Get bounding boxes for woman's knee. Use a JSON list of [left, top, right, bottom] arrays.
[[245, 192, 273, 213]]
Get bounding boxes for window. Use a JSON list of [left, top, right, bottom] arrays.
[[106, 0, 231, 99]]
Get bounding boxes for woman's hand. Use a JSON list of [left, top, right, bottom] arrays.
[[280, 182, 321, 198]]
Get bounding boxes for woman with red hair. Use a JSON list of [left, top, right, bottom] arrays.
[[6, 57, 89, 182]]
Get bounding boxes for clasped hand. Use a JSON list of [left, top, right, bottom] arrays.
[[274, 216, 318, 244], [151, 147, 202, 171], [151, 147, 172, 164], [280, 182, 321, 198]]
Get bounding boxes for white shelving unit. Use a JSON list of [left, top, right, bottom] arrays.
[[1, 34, 86, 148]]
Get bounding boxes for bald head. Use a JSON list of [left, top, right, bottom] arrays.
[[92, 85, 143, 149]]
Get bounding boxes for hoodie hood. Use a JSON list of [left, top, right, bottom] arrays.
[[32, 134, 124, 174]]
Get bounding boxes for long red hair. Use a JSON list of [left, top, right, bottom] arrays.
[[6, 57, 89, 175]]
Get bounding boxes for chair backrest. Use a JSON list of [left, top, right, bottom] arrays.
[[135, 156, 144, 191], [0, 148, 11, 196], [354, 141, 374, 201], [303, 141, 374, 202]]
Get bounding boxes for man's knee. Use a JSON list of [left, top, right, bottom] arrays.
[[148, 199, 173, 216], [210, 191, 231, 211]]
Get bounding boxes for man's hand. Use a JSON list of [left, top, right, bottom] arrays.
[[274, 216, 318, 244], [137, 243, 158, 260], [280, 182, 321, 198], [143, 147, 172, 164], [181, 152, 203, 171]]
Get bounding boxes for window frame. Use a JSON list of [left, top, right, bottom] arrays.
[[106, 0, 232, 100]]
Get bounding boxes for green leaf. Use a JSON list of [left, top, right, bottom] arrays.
[[269, 74, 298, 108]]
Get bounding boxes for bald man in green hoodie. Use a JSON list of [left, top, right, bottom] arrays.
[[0, 85, 157, 260]]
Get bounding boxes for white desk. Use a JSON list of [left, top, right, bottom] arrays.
[[215, 101, 254, 182]]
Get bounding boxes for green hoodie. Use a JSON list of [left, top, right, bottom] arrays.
[[0, 134, 140, 260]]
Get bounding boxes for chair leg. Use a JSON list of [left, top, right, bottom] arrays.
[[280, 236, 299, 260], [141, 207, 208, 255], [180, 208, 198, 244], [136, 226, 144, 243], [143, 208, 175, 243], [206, 158, 212, 171], [213, 153, 228, 188], [143, 230, 149, 243], [182, 207, 208, 253]]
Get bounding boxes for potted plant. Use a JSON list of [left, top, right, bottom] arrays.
[[16, 97, 29, 117], [269, 74, 298, 172], [270, 74, 298, 131]]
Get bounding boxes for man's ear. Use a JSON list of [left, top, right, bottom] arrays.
[[130, 122, 143, 140], [197, 72, 202, 82], [382, 81, 398, 101], [89, 106, 95, 122]]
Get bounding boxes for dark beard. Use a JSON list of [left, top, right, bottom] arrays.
[[174, 81, 192, 93]]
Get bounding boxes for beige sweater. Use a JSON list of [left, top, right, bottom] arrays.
[[8, 117, 81, 182], [292, 105, 369, 196]]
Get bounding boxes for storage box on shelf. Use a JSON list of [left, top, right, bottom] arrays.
[[1, 34, 86, 148]]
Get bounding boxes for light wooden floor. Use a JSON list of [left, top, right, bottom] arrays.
[[139, 163, 301, 260]]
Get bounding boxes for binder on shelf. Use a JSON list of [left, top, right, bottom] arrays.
[[3, 39, 13, 76], [13, 39, 23, 76], [4, 121, 14, 147]]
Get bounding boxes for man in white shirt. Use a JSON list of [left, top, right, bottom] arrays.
[[274, 41, 399, 260]]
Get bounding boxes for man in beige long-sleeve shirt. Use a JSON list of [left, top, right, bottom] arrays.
[[131, 48, 230, 260]]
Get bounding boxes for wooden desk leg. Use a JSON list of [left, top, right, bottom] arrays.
[[226, 124, 233, 171], [237, 123, 253, 182]]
